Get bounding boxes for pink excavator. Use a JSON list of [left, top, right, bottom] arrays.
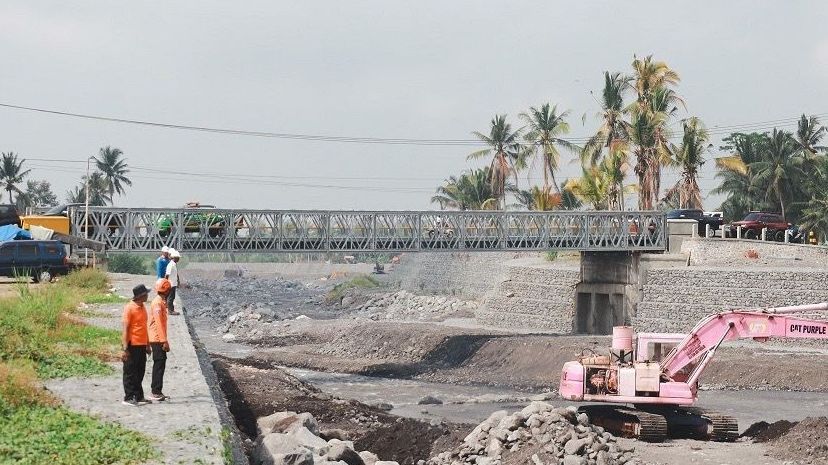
[[559, 302, 828, 442]]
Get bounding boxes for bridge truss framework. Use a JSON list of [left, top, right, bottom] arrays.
[[67, 207, 667, 253]]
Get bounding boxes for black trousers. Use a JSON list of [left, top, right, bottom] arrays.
[[150, 342, 167, 394], [122, 345, 147, 401], [166, 286, 177, 313]]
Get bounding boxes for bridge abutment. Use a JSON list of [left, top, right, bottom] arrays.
[[574, 252, 641, 334]]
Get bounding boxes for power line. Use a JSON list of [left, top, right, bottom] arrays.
[[2, 101, 826, 146]]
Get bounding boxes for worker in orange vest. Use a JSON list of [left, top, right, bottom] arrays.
[[121, 284, 153, 406], [148, 278, 172, 401]]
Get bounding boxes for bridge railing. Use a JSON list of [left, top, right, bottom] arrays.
[[66, 207, 666, 253]]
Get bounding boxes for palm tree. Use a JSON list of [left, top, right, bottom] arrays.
[[509, 185, 563, 211], [664, 117, 710, 209], [468, 115, 522, 209], [751, 129, 805, 220], [582, 72, 630, 166], [628, 55, 681, 209], [520, 104, 576, 192], [94, 146, 132, 201], [795, 114, 826, 159], [564, 164, 612, 210], [431, 168, 498, 210], [0, 152, 32, 203], [712, 132, 771, 221], [67, 172, 112, 206]]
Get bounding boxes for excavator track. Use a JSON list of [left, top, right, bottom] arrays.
[[638, 406, 739, 442], [683, 407, 739, 442], [577, 405, 668, 443]]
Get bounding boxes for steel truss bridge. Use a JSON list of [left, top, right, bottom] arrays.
[[67, 207, 667, 253]]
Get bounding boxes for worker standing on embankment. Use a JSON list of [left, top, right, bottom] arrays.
[[165, 249, 181, 315], [148, 278, 172, 401], [156, 246, 170, 279], [121, 284, 153, 407]]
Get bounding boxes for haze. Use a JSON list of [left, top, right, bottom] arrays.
[[2, 1, 827, 210]]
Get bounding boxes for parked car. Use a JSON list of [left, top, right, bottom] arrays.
[[665, 209, 723, 236], [0, 204, 22, 228], [157, 202, 244, 238], [0, 240, 70, 282], [728, 212, 790, 241]]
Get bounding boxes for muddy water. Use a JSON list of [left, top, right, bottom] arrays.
[[285, 368, 828, 433]]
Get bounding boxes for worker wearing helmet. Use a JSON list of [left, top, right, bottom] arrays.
[[156, 246, 171, 279], [165, 249, 182, 315], [148, 278, 172, 401]]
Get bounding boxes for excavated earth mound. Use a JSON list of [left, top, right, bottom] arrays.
[[767, 417, 828, 465]]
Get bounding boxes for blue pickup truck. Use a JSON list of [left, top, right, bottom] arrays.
[[0, 240, 71, 283]]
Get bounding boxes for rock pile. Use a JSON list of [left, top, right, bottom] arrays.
[[254, 411, 398, 465], [339, 290, 478, 322], [428, 403, 638, 465], [187, 275, 325, 323]]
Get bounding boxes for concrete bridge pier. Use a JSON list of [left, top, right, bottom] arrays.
[[575, 251, 640, 334]]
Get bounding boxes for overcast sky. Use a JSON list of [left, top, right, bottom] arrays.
[[2, 1, 827, 211]]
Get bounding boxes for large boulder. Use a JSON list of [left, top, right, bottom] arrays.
[[253, 434, 311, 465], [272, 413, 320, 436], [325, 440, 365, 465], [288, 426, 329, 453], [358, 451, 379, 465], [258, 411, 299, 435]]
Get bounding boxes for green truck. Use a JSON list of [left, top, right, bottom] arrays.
[[157, 203, 243, 238]]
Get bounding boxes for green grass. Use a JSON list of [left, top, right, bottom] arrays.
[[107, 253, 152, 275], [325, 274, 380, 303], [0, 268, 158, 464], [0, 404, 158, 465], [221, 427, 234, 465]]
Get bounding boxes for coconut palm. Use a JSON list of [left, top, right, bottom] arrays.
[[564, 164, 612, 210], [509, 185, 563, 211], [795, 114, 827, 159], [431, 168, 499, 210], [67, 172, 113, 206], [520, 104, 576, 193], [712, 132, 772, 221], [468, 115, 522, 209], [628, 56, 681, 209], [751, 129, 805, 220], [582, 72, 630, 166], [94, 146, 132, 201], [0, 152, 32, 203], [663, 117, 710, 209]]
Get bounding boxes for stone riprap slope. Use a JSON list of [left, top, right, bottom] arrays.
[[636, 268, 828, 333], [477, 260, 580, 333], [339, 289, 478, 322], [392, 252, 535, 299]]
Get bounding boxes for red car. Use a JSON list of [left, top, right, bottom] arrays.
[[728, 212, 790, 241]]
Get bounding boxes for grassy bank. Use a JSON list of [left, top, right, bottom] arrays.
[[325, 274, 380, 303], [0, 268, 158, 465]]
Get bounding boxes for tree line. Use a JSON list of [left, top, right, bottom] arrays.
[[431, 55, 828, 239], [0, 146, 132, 211]]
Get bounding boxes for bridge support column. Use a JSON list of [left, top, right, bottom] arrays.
[[575, 251, 640, 335]]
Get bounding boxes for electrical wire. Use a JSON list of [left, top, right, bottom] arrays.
[[2, 101, 825, 146]]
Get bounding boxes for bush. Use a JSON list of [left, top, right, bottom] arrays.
[[325, 275, 380, 303], [107, 254, 150, 275], [59, 268, 110, 292]]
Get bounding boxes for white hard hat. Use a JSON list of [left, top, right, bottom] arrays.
[[161, 246, 170, 253], [170, 249, 181, 258]]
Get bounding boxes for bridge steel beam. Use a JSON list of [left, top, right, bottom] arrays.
[[66, 207, 666, 253]]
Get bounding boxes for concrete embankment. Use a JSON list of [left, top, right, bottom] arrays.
[[45, 272, 246, 465]]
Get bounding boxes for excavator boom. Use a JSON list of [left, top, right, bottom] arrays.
[[661, 302, 828, 379]]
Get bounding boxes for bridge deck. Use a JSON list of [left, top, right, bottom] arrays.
[[67, 208, 666, 253]]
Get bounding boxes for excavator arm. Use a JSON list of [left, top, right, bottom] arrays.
[[660, 303, 828, 381]]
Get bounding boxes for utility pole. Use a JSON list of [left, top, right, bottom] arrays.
[[84, 156, 92, 266]]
